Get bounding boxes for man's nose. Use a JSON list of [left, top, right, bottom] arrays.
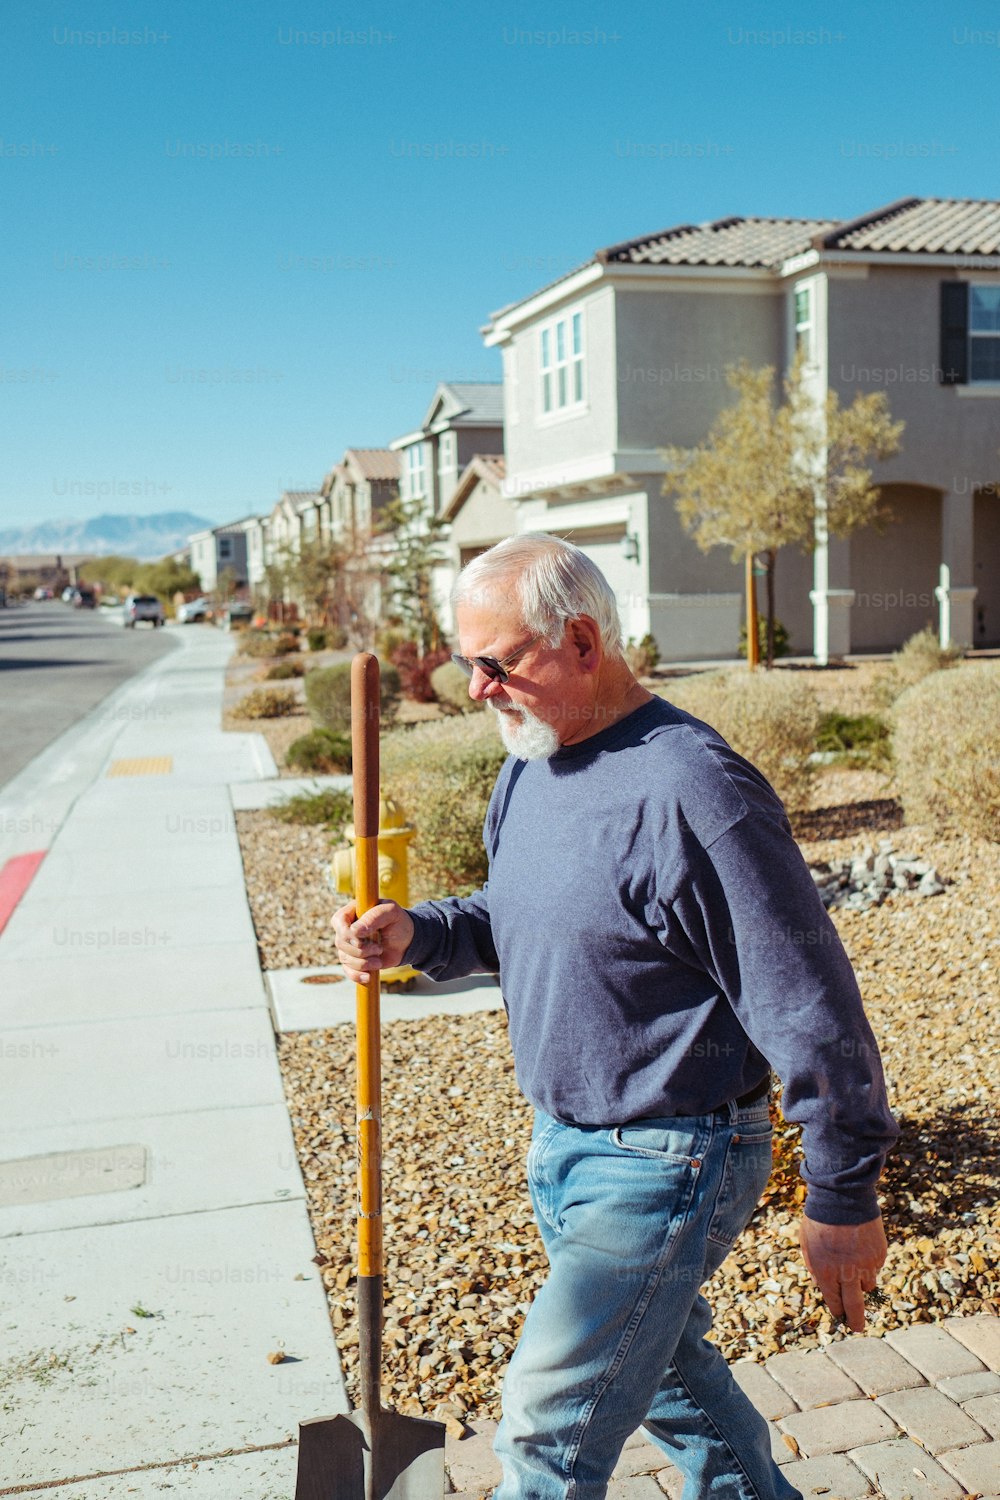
[[468, 666, 502, 703]]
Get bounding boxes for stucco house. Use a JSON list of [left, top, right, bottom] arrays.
[[482, 196, 1000, 660], [441, 454, 515, 571], [389, 382, 505, 635], [188, 519, 254, 595], [321, 448, 400, 542], [320, 448, 401, 632]]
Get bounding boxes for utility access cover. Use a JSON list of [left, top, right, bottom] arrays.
[[0, 1144, 147, 1206]]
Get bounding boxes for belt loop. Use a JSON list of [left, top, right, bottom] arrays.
[[727, 1097, 738, 1125]]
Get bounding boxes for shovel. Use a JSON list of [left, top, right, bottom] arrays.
[[294, 653, 446, 1499]]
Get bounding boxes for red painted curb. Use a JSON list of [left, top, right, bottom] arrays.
[[0, 851, 46, 935]]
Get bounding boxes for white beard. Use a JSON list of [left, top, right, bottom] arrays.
[[488, 701, 561, 761]]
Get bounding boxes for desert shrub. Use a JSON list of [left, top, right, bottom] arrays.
[[430, 659, 481, 715], [738, 615, 791, 661], [269, 787, 353, 831], [658, 669, 819, 811], [625, 633, 661, 677], [306, 628, 327, 652], [816, 711, 890, 765], [272, 633, 300, 656], [233, 687, 298, 719], [264, 659, 305, 680], [304, 662, 400, 733], [876, 626, 961, 706], [892, 663, 1000, 839], [390, 640, 452, 702], [382, 713, 507, 899], [237, 630, 281, 658], [285, 728, 353, 774]]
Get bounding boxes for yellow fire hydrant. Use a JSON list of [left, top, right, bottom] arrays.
[[330, 795, 421, 988]]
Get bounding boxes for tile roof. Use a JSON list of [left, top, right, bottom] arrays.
[[345, 448, 400, 481], [487, 198, 1000, 325], [442, 382, 505, 425], [598, 215, 836, 270], [441, 453, 508, 522], [816, 196, 1000, 255], [474, 453, 506, 479]]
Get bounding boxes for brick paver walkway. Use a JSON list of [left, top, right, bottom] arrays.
[[444, 1314, 1000, 1499]]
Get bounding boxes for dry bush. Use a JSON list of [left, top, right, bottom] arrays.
[[381, 713, 507, 899], [875, 626, 961, 706], [430, 659, 482, 715], [233, 687, 299, 719], [657, 669, 819, 812], [892, 663, 1000, 839], [237, 630, 281, 658], [263, 659, 305, 680], [305, 662, 400, 733]]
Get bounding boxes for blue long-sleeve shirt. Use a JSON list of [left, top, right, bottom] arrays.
[[403, 696, 898, 1225]]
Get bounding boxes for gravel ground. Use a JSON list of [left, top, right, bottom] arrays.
[[229, 672, 999, 1421]]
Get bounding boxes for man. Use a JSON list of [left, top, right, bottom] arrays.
[[334, 533, 898, 1500]]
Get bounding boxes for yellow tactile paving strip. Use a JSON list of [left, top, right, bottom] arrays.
[[106, 757, 174, 778]]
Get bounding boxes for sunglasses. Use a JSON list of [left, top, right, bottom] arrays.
[[451, 634, 542, 684]]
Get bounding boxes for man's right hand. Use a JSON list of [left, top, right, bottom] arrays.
[[333, 900, 415, 982]]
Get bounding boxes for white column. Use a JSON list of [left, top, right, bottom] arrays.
[[811, 535, 854, 665], [938, 492, 977, 648]]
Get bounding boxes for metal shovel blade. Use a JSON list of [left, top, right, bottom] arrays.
[[294, 1409, 446, 1500]]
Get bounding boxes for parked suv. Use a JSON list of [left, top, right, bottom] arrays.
[[123, 594, 165, 628]]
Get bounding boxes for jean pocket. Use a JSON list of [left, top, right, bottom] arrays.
[[609, 1123, 703, 1166], [526, 1118, 562, 1182], [706, 1128, 774, 1249]]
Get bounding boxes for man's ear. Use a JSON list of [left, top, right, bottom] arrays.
[[568, 615, 601, 669]]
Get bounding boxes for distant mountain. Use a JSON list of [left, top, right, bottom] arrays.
[[0, 511, 215, 560]]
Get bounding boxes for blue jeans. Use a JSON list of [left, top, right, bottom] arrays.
[[493, 1099, 803, 1500]]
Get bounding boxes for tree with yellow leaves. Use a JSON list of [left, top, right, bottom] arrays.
[[661, 352, 904, 666]]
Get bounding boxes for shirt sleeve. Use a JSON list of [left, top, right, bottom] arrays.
[[660, 796, 899, 1226], [403, 884, 499, 980]]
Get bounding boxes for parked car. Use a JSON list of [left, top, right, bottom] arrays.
[[72, 587, 97, 609], [61, 586, 75, 603], [223, 601, 254, 628], [123, 593, 165, 628], [177, 597, 212, 624], [33, 586, 55, 601]]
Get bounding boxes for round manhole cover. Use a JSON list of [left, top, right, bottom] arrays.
[[300, 973, 345, 985]]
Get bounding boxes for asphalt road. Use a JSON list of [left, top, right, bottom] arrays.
[[0, 600, 178, 791]]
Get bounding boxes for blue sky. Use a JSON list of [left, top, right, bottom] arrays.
[[2, 1, 998, 530]]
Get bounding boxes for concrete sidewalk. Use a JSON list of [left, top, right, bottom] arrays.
[[0, 626, 345, 1497]]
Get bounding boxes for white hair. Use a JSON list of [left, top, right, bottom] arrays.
[[452, 532, 624, 656]]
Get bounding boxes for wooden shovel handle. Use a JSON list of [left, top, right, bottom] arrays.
[[351, 653, 380, 841], [351, 653, 383, 1290]]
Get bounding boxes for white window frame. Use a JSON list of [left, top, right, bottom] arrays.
[[538, 307, 586, 421], [794, 283, 814, 362], [969, 284, 1000, 383], [437, 430, 457, 482], [406, 442, 427, 501]]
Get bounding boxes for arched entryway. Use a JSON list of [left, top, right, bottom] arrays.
[[849, 484, 942, 651], [973, 485, 1000, 648]]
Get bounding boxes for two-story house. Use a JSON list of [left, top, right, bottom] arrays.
[[321, 448, 400, 542], [389, 382, 505, 633], [266, 490, 324, 559], [483, 197, 1000, 660], [188, 518, 255, 596]]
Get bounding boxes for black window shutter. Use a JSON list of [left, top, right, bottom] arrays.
[[940, 282, 968, 384]]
